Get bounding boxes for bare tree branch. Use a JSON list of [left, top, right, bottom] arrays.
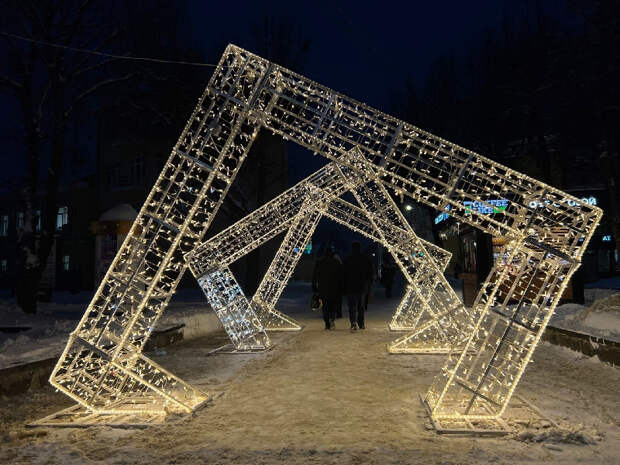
[[0, 73, 23, 91], [70, 57, 120, 79], [64, 73, 134, 117], [23, 1, 47, 38], [68, 27, 120, 78], [59, 0, 93, 47], [36, 81, 50, 121], [1, 32, 29, 71]]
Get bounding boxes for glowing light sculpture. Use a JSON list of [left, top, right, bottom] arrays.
[[387, 251, 452, 332], [321, 196, 453, 336], [45, 45, 600, 430], [251, 202, 325, 329], [189, 161, 359, 338], [330, 158, 471, 354], [190, 158, 450, 340], [197, 266, 270, 351]]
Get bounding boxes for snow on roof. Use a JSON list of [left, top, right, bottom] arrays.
[[99, 203, 138, 221]]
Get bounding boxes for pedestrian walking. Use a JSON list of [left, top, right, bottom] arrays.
[[343, 241, 373, 331], [381, 253, 397, 298], [362, 247, 375, 312], [312, 248, 344, 330], [332, 246, 344, 319]]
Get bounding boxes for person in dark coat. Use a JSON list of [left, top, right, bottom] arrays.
[[381, 253, 397, 298], [312, 249, 344, 330], [343, 241, 374, 331], [362, 246, 375, 312], [332, 246, 344, 319]]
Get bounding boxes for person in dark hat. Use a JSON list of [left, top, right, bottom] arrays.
[[312, 247, 344, 330]]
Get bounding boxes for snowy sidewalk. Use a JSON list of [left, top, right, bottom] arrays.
[[1, 286, 620, 464], [0, 289, 221, 371]]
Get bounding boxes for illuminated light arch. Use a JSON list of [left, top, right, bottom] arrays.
[[44, 45, 601, 429], [188, 159, 453, 349]]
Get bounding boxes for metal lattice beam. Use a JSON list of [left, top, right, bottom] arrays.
[[190, 158, 453, 344], [48, 45, 601, 427]]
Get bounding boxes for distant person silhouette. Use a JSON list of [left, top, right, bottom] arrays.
[[343, 241, 374, 331], [312, 248, 344, 330], [381, 253, 397, 298], [331, 245, 344, 319]]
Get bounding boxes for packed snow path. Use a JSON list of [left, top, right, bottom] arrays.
[[1, 286, 620, 464]]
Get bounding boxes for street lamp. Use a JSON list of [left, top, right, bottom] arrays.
[[404, 204, 413, 225]]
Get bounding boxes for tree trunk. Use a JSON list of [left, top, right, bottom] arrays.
[[14, 74, 67, 313], [15, 70, 41, 314], [37, 79, 66, 290]]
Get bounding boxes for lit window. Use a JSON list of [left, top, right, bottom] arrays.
[[57, 206, 68, 229], [36, 210, 41, 232], [63, 255, 70, 271], [17, 212, 24, 229], [0, 215, 7, 236], [0, 259, 6, 272]]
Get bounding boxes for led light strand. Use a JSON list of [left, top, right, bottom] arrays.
[[47, 45, 601, 427]]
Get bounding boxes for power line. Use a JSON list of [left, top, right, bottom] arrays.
[[0, 31, 221, 68]]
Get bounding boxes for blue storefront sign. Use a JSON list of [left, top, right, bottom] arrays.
[[434, 199, 509, 224]]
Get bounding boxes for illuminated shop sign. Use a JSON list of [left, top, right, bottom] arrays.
[[464, 199, 509, 215], [528, 196, 598, 209], [602, 235, 612, 242], [293, 242, 313, 254], [434, 199, 509, 224], [434, 209, 451, 224]]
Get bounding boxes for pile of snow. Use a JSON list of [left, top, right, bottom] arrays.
[[0, 301, 80, 369], [514, 426, 602, 445], [584, 287, 619, 305], [0, 291, 222, 369], [551, 291, 620, 341]]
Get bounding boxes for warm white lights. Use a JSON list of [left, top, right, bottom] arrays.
[[47, 45, 601, 428], [189, 158, 452, 347]]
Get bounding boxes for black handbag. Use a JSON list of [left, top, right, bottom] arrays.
[[311, 293, 323, 311]]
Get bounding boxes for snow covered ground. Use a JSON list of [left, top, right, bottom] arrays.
[[0, 298, 84, 370], [2, 273, 619, 370], [0, 289, 221, 370], [1, 282, 620, 464], [552, 290, 620, 342], [2, 277, 619, 370]]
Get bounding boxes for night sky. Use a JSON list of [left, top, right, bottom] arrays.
[[184, 0, 493, 184], [187, 0, 505, 108], [1, 1, 579, 184], [179, 0, 571, 250], [181, 0, 575, 184]]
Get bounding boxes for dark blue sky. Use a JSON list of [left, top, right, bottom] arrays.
[[1, 0, 576, 185], [182, 0, 572, 183], [185, 0, 507, 111]]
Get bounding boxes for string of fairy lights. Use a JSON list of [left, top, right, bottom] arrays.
[[44, 45, 601, 430], [189, 158, 457, 346]]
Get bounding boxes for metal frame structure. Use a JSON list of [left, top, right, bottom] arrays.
[[46, 45, 601, 428], [189, 159, 453, 352]]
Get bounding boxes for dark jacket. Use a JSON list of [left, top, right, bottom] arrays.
[[343, 252, 374, 294], [312, 255, 344, 300]]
